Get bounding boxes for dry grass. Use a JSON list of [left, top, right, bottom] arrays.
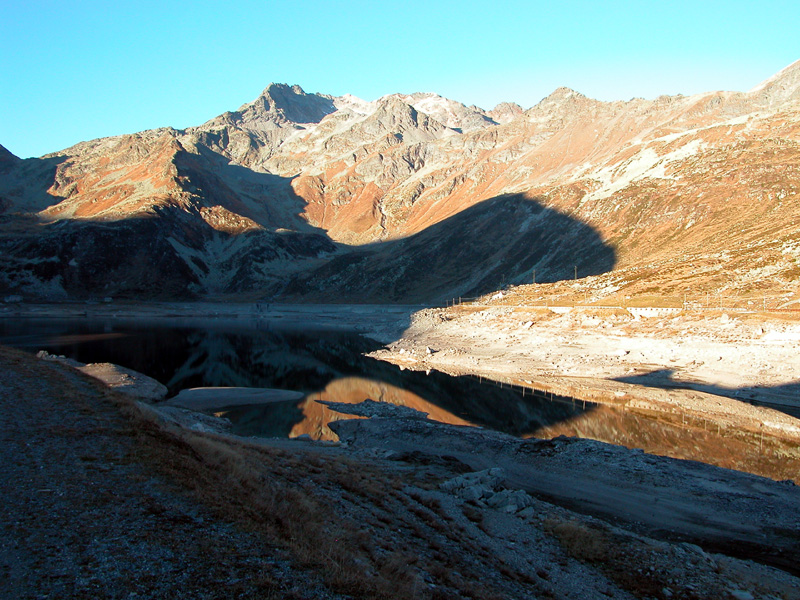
[[122, 403, 420, 598], [120, 400, 529, 599], [542, 515, 743, 600], [544, 518, 609, 563]]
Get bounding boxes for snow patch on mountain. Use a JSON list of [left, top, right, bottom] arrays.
[[580, 139, 704, 204], [333, 94, 376, 116]]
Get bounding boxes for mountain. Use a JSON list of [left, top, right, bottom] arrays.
[[1, 63, 799, 303]]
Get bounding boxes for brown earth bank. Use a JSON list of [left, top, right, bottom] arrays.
[[3, 333, 800, 598]]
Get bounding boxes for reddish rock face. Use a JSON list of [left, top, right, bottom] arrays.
[[2, 63, 800, 302]]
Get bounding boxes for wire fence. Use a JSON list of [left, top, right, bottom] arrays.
[[441, 290, 800, 314]]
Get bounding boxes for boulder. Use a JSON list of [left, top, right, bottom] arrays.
[[440, 467, 505, 494]]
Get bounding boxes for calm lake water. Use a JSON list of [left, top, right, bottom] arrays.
[[1, 316, 798, 483]]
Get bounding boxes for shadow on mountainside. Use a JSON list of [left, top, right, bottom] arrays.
[[0, 147, 340, 299], [172, 141, 327, 235], [0, 154, 69, 216], [615, 369, 800, 419], [0, 148, 616, 305], [169, 148, 617, 303], [281, 193, 617, 304]]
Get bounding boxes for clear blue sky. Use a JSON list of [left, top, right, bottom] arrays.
[[1, 0, 798, 158]]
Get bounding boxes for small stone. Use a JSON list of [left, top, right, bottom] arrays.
[[459, 485, 491, 502]]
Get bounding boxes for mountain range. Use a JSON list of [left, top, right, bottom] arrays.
[[1, 61, 799, 303]]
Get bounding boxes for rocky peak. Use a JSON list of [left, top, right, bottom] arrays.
[[397, 92, 496, 132], [333, 93, 374, 115], [372, 96, 427, 125], [369, 96, 452, 139], [525, 87, 596, 123], [202, 83, 337, 132], [255, 83, 337, 124], [540, 87, 587, 104], [749, 59, 800, 108], [0, 143, 20, 173], [487, 102, 524, 124]]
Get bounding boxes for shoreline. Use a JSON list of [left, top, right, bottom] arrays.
[[5, 301, 800, 472], [5, 331, 800, 595], [5, 345, 800, 598]]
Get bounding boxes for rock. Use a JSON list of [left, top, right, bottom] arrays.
[[144, 404, 232, 435], [485, 489, 534, 512], [80, 363, 168, 401], [3, 295, 22, 303], [36, 350, 86, 369], [729, 591, 754, 600], [485, 491, 509, 508], [320, 399, 429, 420], [166, 387, 304, 410], [460, 485, 491, 502], [35, 351, 168, 400], [440, 468, 505, 495]]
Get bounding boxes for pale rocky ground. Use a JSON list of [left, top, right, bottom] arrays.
[[378, 305, 800, 394], [371, 305, 800, 426]]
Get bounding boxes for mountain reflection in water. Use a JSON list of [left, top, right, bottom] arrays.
[[1, 317, 798, 483], [215, 376, 473, 440]]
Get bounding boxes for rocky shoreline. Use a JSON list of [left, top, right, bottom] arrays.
[[38, 348, 800, 592], [5, 302, 800, 598]]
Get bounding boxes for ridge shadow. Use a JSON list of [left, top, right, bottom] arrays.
[[615, 369, 800, 419], [0, 148, 617, 305], [282, 192, 617, 303]]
